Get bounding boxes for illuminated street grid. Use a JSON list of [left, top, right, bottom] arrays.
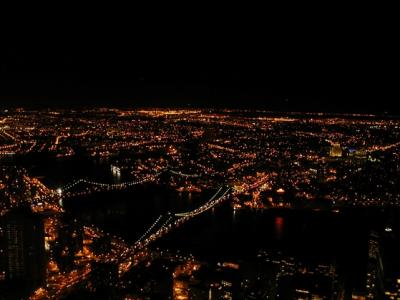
[[1, 108, 400, 298]]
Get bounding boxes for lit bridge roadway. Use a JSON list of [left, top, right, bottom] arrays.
[[116, 175, 268, 275], [30, 170, 262, 298], [31, 172, 266, 297], [116, 186, 231, 275], [135, 186, 230, 251], [43, 167, 268, 276], [123, 174, 269, 260], [57, 167, 202, 199]]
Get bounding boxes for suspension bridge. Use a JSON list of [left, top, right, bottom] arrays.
[[116, 178, 270, 275], [113, 186, 231, 274], [130, 186, 230, 251], [57, 166, 203, 198]]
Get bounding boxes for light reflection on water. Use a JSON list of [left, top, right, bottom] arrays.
[[275, 216, 284, 240], [28, 157, 377, 287]]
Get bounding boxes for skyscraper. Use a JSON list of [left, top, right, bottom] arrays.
[[366, 231, 384, 300], [1, 207, 46, 296]]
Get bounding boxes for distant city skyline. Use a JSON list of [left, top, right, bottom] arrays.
[[0, 92, 397, 115]]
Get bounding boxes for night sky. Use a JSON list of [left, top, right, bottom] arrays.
[[0, 35, 397, 113]]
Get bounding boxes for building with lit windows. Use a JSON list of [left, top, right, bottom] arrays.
[[366, 231, 384, 300], [0, 207, 46, 297], [330, 143, 343, 157]]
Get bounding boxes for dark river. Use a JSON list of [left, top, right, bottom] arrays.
[[24, 156, 397, 290]]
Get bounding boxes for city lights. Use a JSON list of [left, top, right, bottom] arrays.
[[1, 108, 400, 299]]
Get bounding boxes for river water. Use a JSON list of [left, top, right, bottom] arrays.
[[25, 156, 396, 289]]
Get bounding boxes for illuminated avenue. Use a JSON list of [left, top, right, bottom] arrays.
[[1, 108, 400, 299]]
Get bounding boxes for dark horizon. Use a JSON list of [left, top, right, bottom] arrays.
[[0, 94, 397, 115], [1, 38, 397, 114]]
